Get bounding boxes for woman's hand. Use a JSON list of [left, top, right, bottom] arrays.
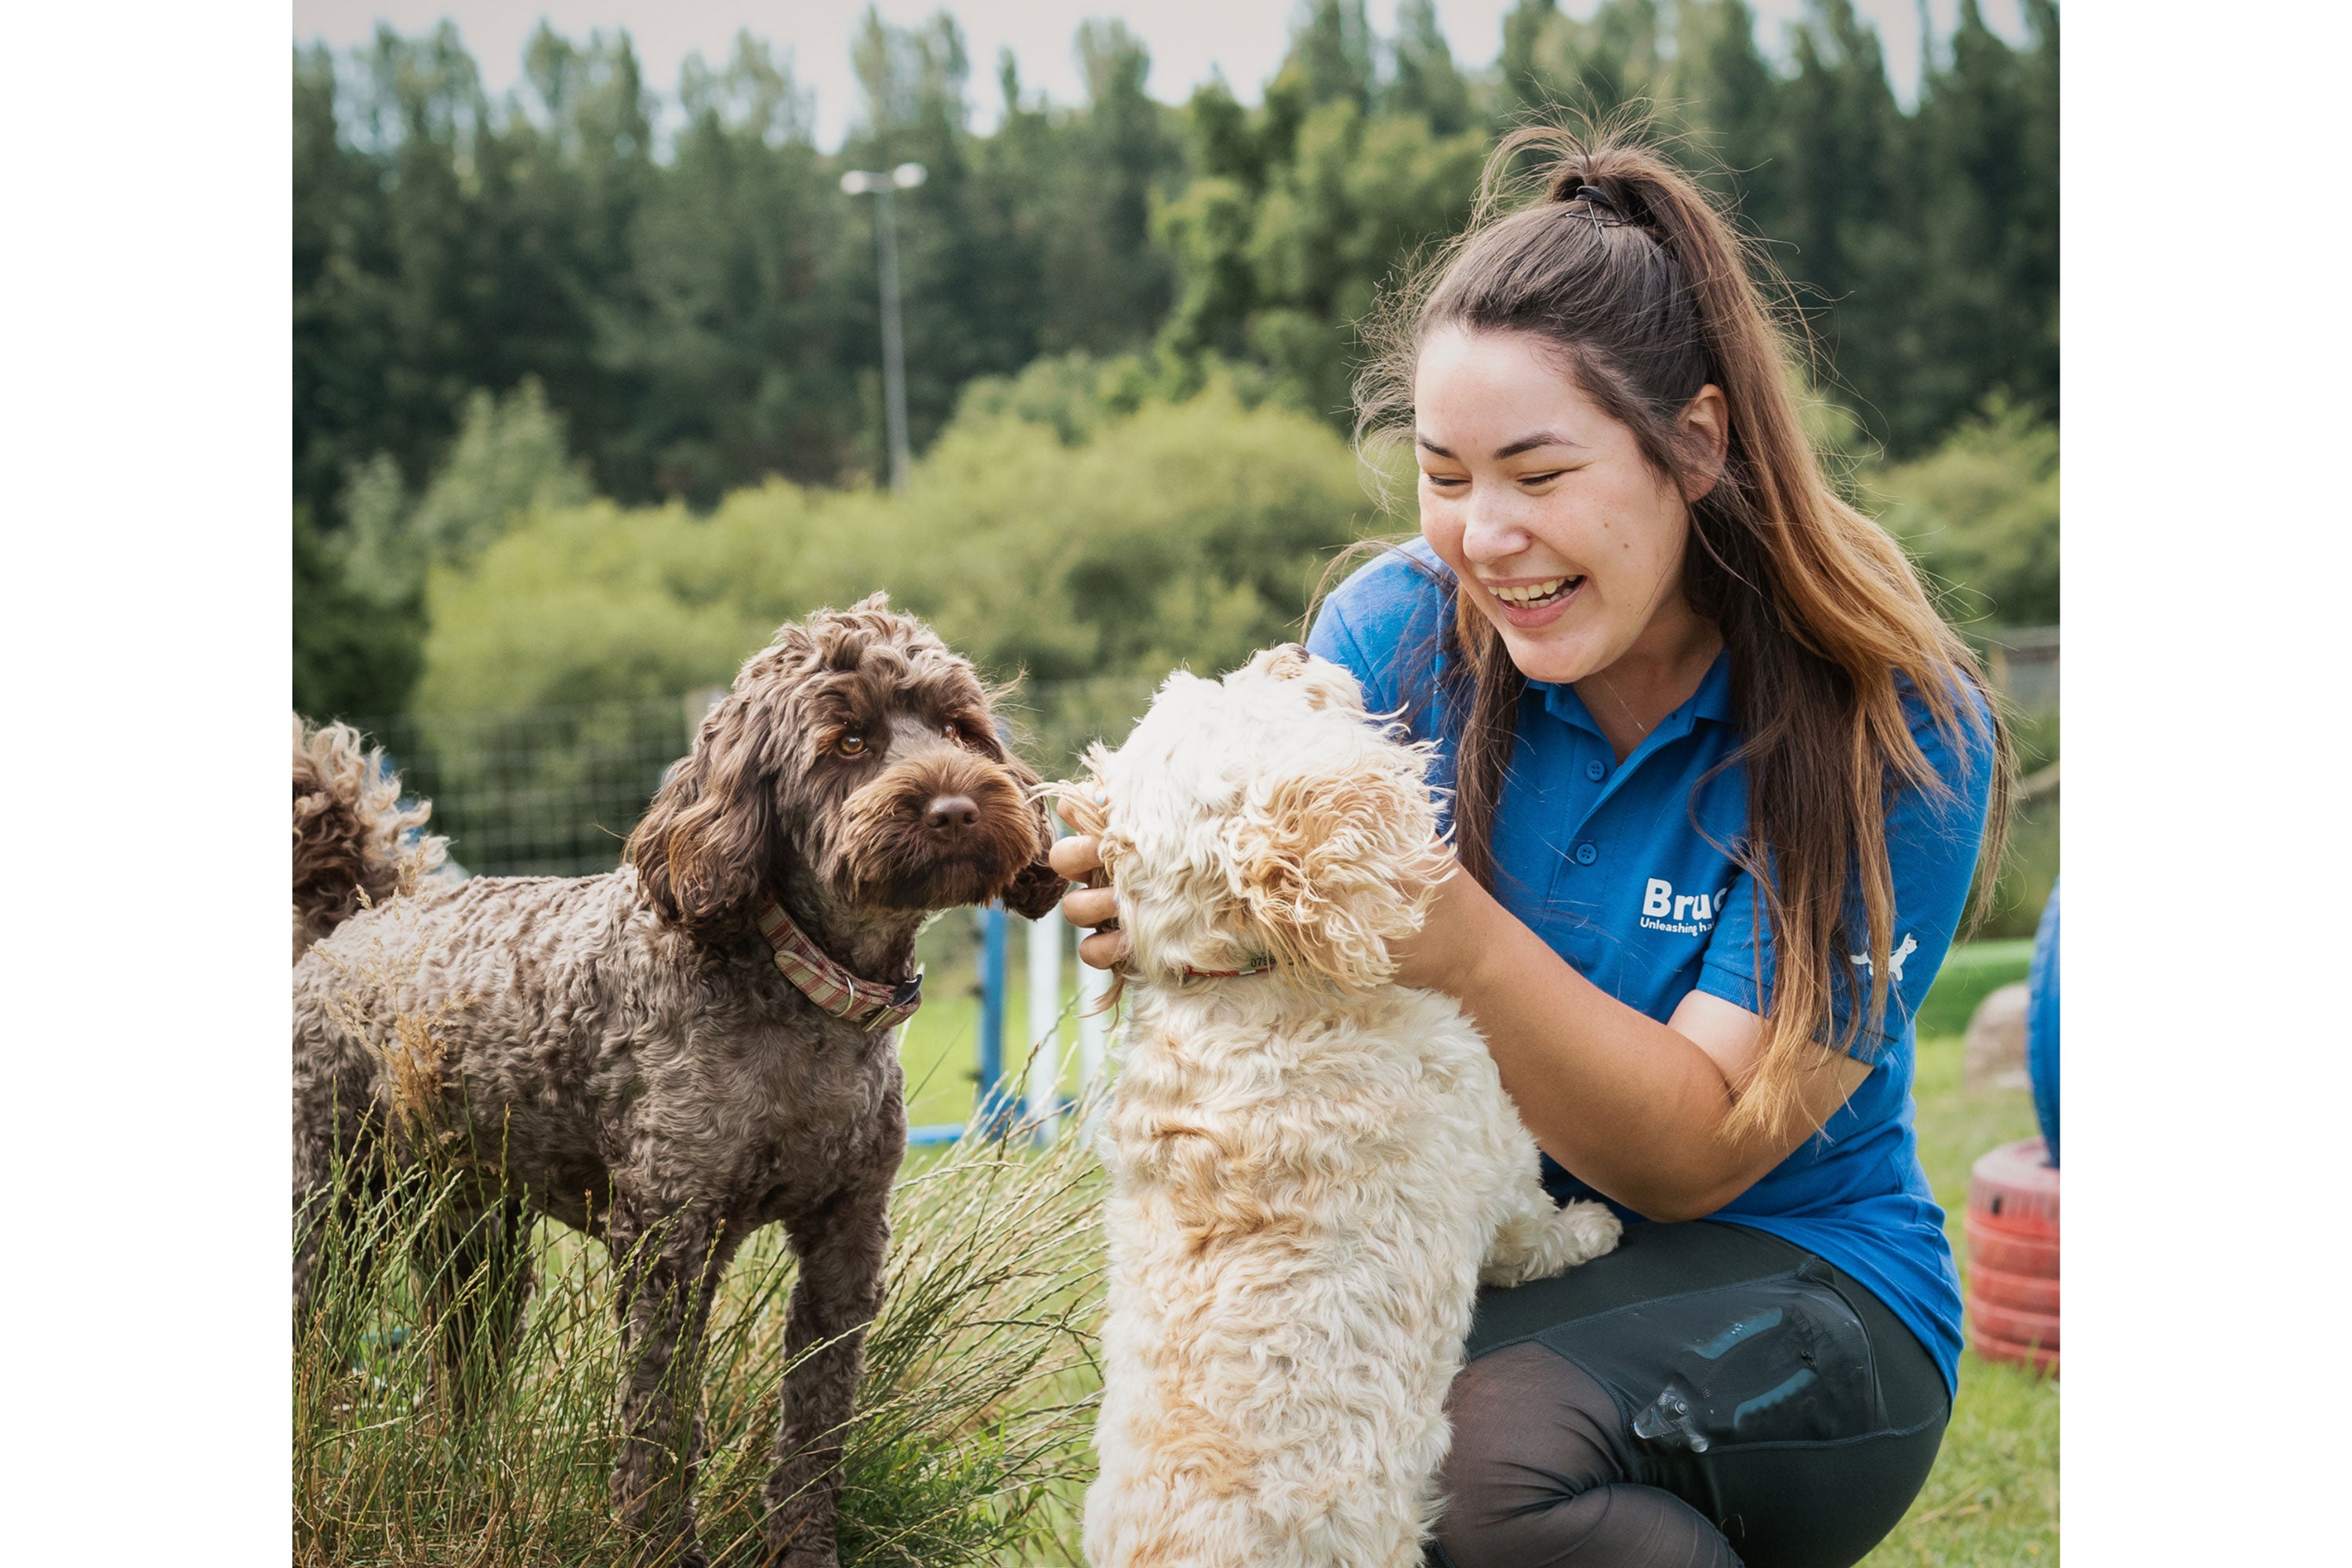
[[1050, 835, 1130, 971], [1388, 847, 1487, 994], [1053, 833, 1490, 986]]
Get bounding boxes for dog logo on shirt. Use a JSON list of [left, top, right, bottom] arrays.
[[1849, 933, 1919, 984], [1640, 878, 1730, 937]]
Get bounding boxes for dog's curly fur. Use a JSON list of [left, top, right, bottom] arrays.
[[292, 715, 446, 963], [292, 595, 1065, 1568], [1067, 646, 1622, 1568]]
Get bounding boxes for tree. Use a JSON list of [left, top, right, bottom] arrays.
[[1385, 0, 1473, 136], [294, 3, 2062, 717]]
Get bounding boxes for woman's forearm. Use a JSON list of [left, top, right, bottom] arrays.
[[1413, 869, 1776, 1220]]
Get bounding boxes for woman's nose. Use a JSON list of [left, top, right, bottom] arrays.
[[1459, 488, 1533, 564]]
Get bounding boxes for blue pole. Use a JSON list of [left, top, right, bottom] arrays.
[[978, 901, 1007, 1133]]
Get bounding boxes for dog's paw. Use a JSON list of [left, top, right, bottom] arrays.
[[1555, 1200, 1623, 1267]]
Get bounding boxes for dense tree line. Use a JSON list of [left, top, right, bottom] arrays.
[[295, 0, 2057, 720]]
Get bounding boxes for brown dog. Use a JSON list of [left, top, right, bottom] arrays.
[[292, 594, 1065, 1566]]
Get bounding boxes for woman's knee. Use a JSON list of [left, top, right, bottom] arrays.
[[1432, 1345, 1624, 1555]]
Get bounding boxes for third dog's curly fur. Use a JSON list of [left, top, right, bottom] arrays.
[[292, 595, 1066, 1568], [1065, 646, 1622, 1568]]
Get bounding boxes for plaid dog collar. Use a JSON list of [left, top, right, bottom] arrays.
[[755, 900, 924, 1033]]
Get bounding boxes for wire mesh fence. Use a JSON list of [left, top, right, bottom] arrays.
[[343, 633, 2055, 883], [346, 677, 1165, 880]]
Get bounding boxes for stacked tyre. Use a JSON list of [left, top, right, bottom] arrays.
[[1963, 1136, 2059, 1377]]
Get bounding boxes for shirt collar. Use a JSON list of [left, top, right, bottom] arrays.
[[1532, 647, 1735, 737]]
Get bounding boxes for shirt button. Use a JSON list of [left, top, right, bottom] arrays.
[[1585, 759, 1606, 782], [1574, 842, 1599, 866]]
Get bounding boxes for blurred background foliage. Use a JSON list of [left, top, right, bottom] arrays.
[[414, 366, 1374, 716], [292, 0, 2058, 927]]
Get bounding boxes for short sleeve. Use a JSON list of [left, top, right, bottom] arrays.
[[1693, 683, 1998, 1059], [1305, 541, 1452, 724]]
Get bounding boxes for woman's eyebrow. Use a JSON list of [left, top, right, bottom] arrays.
[[1414, 430, 1581, 460]]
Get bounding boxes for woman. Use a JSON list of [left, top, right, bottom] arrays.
[[1054, 127, 2008, 1568]]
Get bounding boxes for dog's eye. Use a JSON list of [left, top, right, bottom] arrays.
[[836, 734, 868, 757]]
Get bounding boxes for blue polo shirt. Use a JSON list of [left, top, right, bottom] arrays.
[[1307, 541, 1995, 1395]]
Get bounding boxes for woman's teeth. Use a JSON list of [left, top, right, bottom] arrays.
[[1490, 576, 1581, 607]]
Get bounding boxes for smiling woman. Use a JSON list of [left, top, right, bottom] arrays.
[[1410, 330, 1729, 753], [1059, 122, 2016, 1568]]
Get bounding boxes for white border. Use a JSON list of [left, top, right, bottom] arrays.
[[2067, 2, 2352, 1557]]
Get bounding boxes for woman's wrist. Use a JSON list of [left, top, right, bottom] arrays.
[[1395, 858, 1503, 996]]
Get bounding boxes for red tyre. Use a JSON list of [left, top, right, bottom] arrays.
[[1969, 1261, 2060, 1316], [1968, 1135, 2059, 1232], [1963, 1217, 2060, 1276], [1968, 1298, 2059, 1350], [1963, 1137, 2059, 1379]]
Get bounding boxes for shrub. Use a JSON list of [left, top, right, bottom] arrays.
[[1871, 400, 2060, 630]]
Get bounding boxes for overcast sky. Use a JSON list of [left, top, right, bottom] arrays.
[[292, 0, 2031, 146]]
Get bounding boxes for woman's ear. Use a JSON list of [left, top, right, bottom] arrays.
[[1225, 756, 1446, 985], [1679, 383, 1730, 504], [626, 695, 786, 939]]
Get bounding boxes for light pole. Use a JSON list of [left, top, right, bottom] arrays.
[[840, 161, 927, 493]]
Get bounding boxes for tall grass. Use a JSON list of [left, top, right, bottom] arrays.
[[296, 960, 2055, 1567], [294, 1081, 1107, 1567]]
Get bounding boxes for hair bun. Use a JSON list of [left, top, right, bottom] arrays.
[[1545, 169, 1638, 226]]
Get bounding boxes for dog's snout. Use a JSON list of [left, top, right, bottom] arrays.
[[924, 793, 981, 833]]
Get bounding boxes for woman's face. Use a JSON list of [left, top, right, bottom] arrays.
[[1413, 325, 1722, 686]]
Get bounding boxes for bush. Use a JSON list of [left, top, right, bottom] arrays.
[[415, 376, 1387, 767], [1871, 400, 2060, 630]]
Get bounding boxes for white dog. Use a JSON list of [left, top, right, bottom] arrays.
[[1062, 645, 1622, 1568]]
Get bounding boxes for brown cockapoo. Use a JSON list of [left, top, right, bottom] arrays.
[[292, 595, 1066, 1567]]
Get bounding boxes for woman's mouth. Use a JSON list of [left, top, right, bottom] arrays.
[[1483, 575, 1585, 625]]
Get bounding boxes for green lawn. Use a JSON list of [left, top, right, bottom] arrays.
[[1860, 998, 2060, 1563]]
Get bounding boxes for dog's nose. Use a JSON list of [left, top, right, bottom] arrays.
[[924, 794, 981, 833]]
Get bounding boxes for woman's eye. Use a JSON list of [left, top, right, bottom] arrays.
[[1520, 470, 1565, 486], [1423, 472, 1468, 489], [837, 734, 867, 757]]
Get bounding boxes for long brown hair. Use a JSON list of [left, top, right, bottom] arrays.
[[1345, 122, 2012, 1140]]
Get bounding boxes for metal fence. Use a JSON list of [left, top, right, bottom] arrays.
[[1984, 626, 2059, 716], [349, 633, 2055, 881], [349, 677, 1164, 880]]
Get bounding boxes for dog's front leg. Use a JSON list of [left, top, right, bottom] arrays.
[[1477, 1096, 1624, 1287], [763, 1178, 891, 1568], [608, 1200, 732, 1568]]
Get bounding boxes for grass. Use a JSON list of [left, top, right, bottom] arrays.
[[294, 1091, 1108, 1566], [297, 942, 2053, 1565], [1859, 993, 2060, 1565]]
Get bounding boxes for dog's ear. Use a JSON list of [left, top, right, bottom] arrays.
[[1225, 747, 1446, 986], [1240, 643, 1364, 714], [626, 693, 786, 939], [1004, 856, 1072, 922], [993, 746, 1070, 922]]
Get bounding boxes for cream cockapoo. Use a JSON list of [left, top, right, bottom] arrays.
[[1065, 644, 1623, 1568]]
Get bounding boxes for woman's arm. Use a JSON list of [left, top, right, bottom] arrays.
[[1395, 860, 1865, 1220], [1051, 836, 1864, 1221]]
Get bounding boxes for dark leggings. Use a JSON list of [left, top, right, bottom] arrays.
[[1428, 1222, 1948, 1568]]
